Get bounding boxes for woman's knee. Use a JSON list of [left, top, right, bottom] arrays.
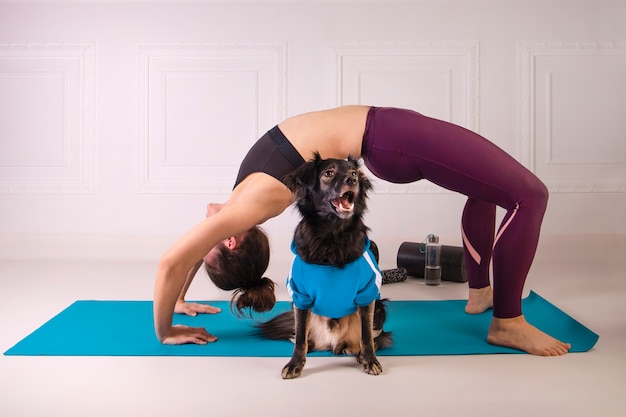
[[526, 177, 549, 211]]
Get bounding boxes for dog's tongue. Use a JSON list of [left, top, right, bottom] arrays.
[[338, 197, 350, 209], [333, 192, 354, 212]]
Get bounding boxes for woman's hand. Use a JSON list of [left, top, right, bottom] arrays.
[[161, 324, 217, 345], [205, 203, 225, 217], [175, 300, 222, 316]]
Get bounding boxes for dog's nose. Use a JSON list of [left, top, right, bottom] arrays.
[[344, 172, 356, 186]]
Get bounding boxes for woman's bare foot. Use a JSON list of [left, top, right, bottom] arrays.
[[465, 286, 493, 314], [487, 315, 571, 356]]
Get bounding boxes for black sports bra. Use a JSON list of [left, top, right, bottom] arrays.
[[233, 126, 305, 188]]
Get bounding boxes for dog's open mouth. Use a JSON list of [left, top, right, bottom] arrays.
[[331, 191, 355, 215]]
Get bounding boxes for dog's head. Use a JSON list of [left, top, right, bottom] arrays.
[[283, 152, 372, 221]]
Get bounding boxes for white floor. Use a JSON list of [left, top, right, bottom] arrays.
[[1, 235, 625, 417]]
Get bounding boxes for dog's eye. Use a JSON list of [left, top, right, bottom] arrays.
[[324, 170, 334, 177]]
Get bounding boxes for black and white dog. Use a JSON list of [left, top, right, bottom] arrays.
[[257, 153, 392, 379]]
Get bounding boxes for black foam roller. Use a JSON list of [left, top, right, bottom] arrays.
[[397, 242, 468, 283]]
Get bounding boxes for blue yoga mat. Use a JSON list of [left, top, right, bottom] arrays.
[[4, 291, 598, 357]]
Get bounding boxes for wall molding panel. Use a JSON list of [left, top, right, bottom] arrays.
[[135, 42, 286, 194], [1, 2, 624, 241], [0, 43, 96, 194], [519, 42, 626, 193], [329, 41, 480, 194]]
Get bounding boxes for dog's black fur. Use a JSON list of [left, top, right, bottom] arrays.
[[257, 153, 392, 379]]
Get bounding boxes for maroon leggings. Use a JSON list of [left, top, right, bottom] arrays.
[[361, 107, 548, 318]]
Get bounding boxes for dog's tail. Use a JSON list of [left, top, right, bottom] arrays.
[[255, 311, 295, 341]]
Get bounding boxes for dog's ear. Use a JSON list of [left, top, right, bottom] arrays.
[[346, 155, 373, 196], [282, 152, 323, 200], [358, 168, 373, 194]]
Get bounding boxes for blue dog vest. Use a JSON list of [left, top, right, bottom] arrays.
[[286, 238, 382, 318]]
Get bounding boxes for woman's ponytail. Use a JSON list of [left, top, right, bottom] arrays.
[[233, 277, 276, 316]]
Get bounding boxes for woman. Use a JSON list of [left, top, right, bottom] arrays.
[[154, 105, 571, 356]]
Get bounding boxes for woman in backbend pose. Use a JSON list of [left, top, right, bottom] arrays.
[[154, 105, 571, 356]]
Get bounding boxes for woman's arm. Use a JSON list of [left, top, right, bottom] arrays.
[[153, 214, 234, 344], [171, 201, 224, 316], [152, 174, 294, 344], [173, 260, 222, 316]]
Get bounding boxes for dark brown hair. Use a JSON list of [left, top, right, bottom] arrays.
[[204, 226, 275, 316]]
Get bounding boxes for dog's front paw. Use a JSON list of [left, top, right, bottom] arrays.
[[281, 360, 305, 379], [357, 353, 383, 375], [363, 358, 383, 375]]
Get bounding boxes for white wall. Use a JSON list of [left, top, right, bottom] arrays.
[[0, 0, 625, 264]]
